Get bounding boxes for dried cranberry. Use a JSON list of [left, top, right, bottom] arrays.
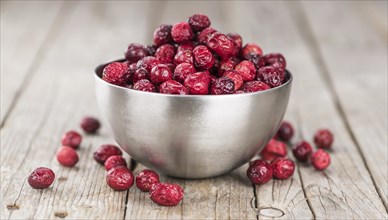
[[136, 56, 160, 72], [174, 50, 194, 65], [173, 63, 196, 83], [234, 60, 256, 81], [227, 33, 243, 52], [165, 63, 176, 72], [184, 71, 211, 95], [311, 149, 331, 171], [210, 77, 235, 95], [177, 42, 196, 52], [276, 121, 294, 142], [125, 43, 147, 63], [171, 22, 194, 43], [28, 167, 55, 189], [247, 159, 273, 185], [271, 158, 295, 179], [241, 43, 263, 59], [314, 129, 334, 149], [94, 144, 122, 164], [106, 166, 134, 191], [102, 62, 130, 86], [150, 64, 173, 84], [104, 155, 127, 171], [223, 70, 243, 90], [80, 117, 100, 134], [133, 79, 156, 92], [193, 45, 214, 70], [241, 81, 270, 93], [257, 65, 284, 88], [61, 130, 82, 149], [260, 139, 287, 161], [155, 44, 175, 64], [207, 33, 235, 59], [263, 53, 287, 72], [57, 146, 79, 167], [146, 44, 157, 56], [150, 183, 184, 206], [218, 57, 239, 77], [153, 24, 173, 46], [135, 169, 160, 192], [292, 141, 313, 162], [188, 14, 211, 31], [197, 27, 217, 45], [246, 54, 265, 69], [159, 80, 188, 95], [132, 68, 149, 84]]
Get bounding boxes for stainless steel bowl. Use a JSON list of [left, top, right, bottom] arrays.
[[94, 60, 293, 179]]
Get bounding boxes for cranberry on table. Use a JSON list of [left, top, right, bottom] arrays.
[[80, 117, 100, 134], [28, 167, 55, 189], [102, 62, 130, 86], [314, 129, 334, 149], [311, 149, 331, 171], [146, 44, 157, 56], [292, 141, 313, 162], [247, 159, 273, 185], [174, 50, 194, 65], [132, 68, 149, 84], [136, 56, 161, 72], [136, 169, 160, 192], [150, 64, 173, 84], [94, 144, 123, 164], [171, 22, 194, 43], [276, 121, 294, 142], [241, 81, 270, 93], [257, 65, 284, 88], [271, 158, 295, 180], [155, 44, 176, 64], [218, 57, 239, 77], [184, 71, 211, 95], [125, 43, 148, 63], [241, 43, 263, 59], [173, 63, 196, 83], [106, 166, 134, 191], [260, 139, 287, 161], [197, 27, 217, 45], [234, 60, 256, 81], [57, 146, 79, 167], [153, 24, 173, 46], [150, 183, 184, 206], [159, 80, 189, 95], [207, 32, 235, 59], [133, 79, 156, 92], [104, 155, 128, 171], [193, 45, 215, 70], [188, 14, 211, 31], [223, 70, 243, 90], [61, 130, 82, 149], [210, 77, 235, 95]]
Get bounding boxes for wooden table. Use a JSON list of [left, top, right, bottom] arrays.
[[1, 1, 387, 219]]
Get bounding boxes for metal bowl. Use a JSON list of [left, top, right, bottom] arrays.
[[94, 60, 293, 179]]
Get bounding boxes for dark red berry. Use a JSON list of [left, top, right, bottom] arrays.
[[57, 146, 79, 167], [165, 63, 176, 72], [106, 166, 134, 191], [260, 139, 287, 161], [227, 33, 243, 52], [146, 44, 157, 56], [61, 130, 82, 149], [174, 50, 194, 65], [234, 60, 256, 81], [135, 169, 160, 192], [94, 144, 122, 164], [133, 79, 156, 92], [132, 68, 149, 84], [102, 62, 130, 86], [80, 117, 100, 134], [276, 121, 294, 142], [173, 63, 196, 83], [292, 141, 313, 162], [125, 43, 147, 63], [223, 70, 243, 90], [257, 65, 284, 88], [241, 81, 270, 93], [246, 53, 266, 69], [262, 53, 287, 72], [153, 24, 173, 46], [28, 167, 55, 189], [241, 43, 263, 59], [197, 27, 217, 45], [314, 129, 334, 149], [188, 14, 211, 31], [177, 42, 196, 52], [210, 77, 235, 95], [155, 44, 175, 64], [150, 64, 173, 84], [104, 155, 127, 171], [207, 32, 235, 59], [136, 56, 161, 72], [184, 71, 211, 95], [218, 57, 239, 77], [150, 183, 184, 206], [311, 149, 331, 171], [209, 74, 217, 84], [193, 45, 215, 70], [159, 80, 189, 95], [247, 159, 273, 185], [271, 158, 295, 179], [171, 22, 194, 43]]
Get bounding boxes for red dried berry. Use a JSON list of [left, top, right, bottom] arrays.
[[246, 53, 265, 69], [57, 146, 79, 167], [292, 141, 313, 162], [177, 42, 196, 52], [241, 81, 270, 93], [184, 71, 211, 95], [150, 183, 184, 206], [227, 33, 243, 52], [314, 129, 334, 149], [125, 43, 148, 63], [276, 121, 294, 142], [136, 56, 161, 72], [247, 159, 273, 185], [155, 44, 175, 64], [223, 70, 243, 90], [188, 14, 211, 31], [210, 77, 235, 95], [104, 155, 127, 171], [135, 169, 160, 192], [241, 43, 263, 59], [28, 167, 55, 189], [311, 149, 331, 171], [257, 65, 284, 88], [197, 27, 217, 45], [234, 60, 256, 81], [102, 62, 130, 86], [271, 158, 295, 179], [174, 50, 194, 65], [133, 79, 156, 92], [153, 24, 173, 47], [80, 117, 100, 134], [171, 22, 194, 43], [207, 33, 235, 59], [61, 130, 82, 149], [150, 64, 173, 84], [159, 80, 189, 95], [106, 166, 134, 191], [262, 53, 287, 72], [94, 144, 122, 164], [260, 139, 287, 161], [146, 44, 157, 56], [132, 68, 149, 84], [218, 57, 239, 77], [165, 63, 176, 72], [193, 45, 215, 70], [173, 63, 196, 83]]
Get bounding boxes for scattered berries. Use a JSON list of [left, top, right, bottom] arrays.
[[260, 139, 287, 161], [276, 121, 294, 142], [61, 130, 82, 149], [314, 129, 334, 149], [80, 117, 100, 134], [57, 146, 79, 167], [106, 166, 134, 191], [311, 149, 331, 171], [271, 158, 295, 180], [28, 167, 55, 189], [292, 141, 313, 162], [150, 183, 184, 206], [136, 169, 160, 192], [104, 155, 128, 171], [93, 144, 122, 164], [247, 159, 273, 185]]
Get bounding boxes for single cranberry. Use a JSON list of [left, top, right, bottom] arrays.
[[241, 43, 263, 59], [125, 43, 147, 63], [102, 62, 130, 86], [177, 42, 196, 52], [150, 183, 184, 206], [260, 139, 287, 161], [106, 166, 134, 191], [271, 158, 295, 179], [292, 141, 313, 162], [314, 129, 334, 149], [210, 77, 235, 95], [197, 27, 217, 45], [136, 56, 161, 72], [132, 68, 149, 84], [155, 44, 175, 64], [241, 81, 270, 93], [57, 146, 79, 167], [227, 33, 243, 52], [171, 22, 194, 43], [174, 50, 194, 65], [150, 64, 173, 84], [184, 71, 211, 95], [28, 167, 55, 189], [246, 54, 266, 69], [234, 60, 256, 81], [133, 79, 156, 92], [193, 45, 215, 70], [207, 33, 235, 59], [80, 117, 100, 134], [234, 90, 245, 94], [93, 144, 122, 164], [104, 155, 127, 171], [153, 24, 173, 46], [276, 121, 294, 142], [173, 63, 196, 83], [61, 130, 82, 149], [223, 70, 243, 90], [159, 80, 189, 95], [262, 53, 287, 72], [135, 169, 160, 192], [247, 159, 273, 185], [146, 44, 157, 56], [188, 14, 211, 31], [257, 65, 284, 88], [218, 57, 239, 77], [311, 149, 331, 171]]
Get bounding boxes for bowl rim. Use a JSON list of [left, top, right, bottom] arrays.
[[94, 59, 293, 98]]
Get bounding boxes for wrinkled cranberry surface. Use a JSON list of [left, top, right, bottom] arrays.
[[197, 27, 217, 45], [188, 14, 211, 31], [260, 139, 287, 161], [132, 68, 149, 84], [241, 43, 263, 59], [241, 81, 270, 93], [102, 62, 130, 86], [262, 53, 287, 72], [136, 56, 161, 72], [193, 45, 215, 70], [311, 149, 331, 171], [177, 42, 196, 52], [155, 44, 175, 64], [150, 64, 173, 84], [125, 43, 148, 63], [80, 117, 100, 134], [184, 71, 211, 95], [210, 77, 235, 95], [57, 146, 79, 167], [174, 50, 194, 65], [292, 141, 313, 162], [234, 60, 256, 81], [136, 169, 160, 192], [227, 33, 243, 53], [133, 79, 156, 92], [171, 22, 194, 43], [61, 130, 82, 149], [207, 33, 235, 60], [218, 57, 239, 77], [150, 183, 184, 206], [94, 144, 123, 164], [104, 155, 127, 171], [314, 129, 334, 149], [271, 158, 295, 179], [159, 80, 189, 95], [173, 63, 196, 83], [28, 167, 55, 189], [153, 24, 173, 46], [106, 166, 134, 191], [247, 159, 273, 185], [257, 65, 284, 88], [276, 121, 294, 142], [223, 70, 243, 90]]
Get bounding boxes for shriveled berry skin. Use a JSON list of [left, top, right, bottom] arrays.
[[223, 70, 243, 90], [257, 65, 284, 88], [210, 77, 235, 95], [132, 68, 149, 84], [171, 22, 194, 43], [246, 53, 265, 69], [174, 50, 194, 65], [184, 71, 211, 95], [153, 24, 173, 46], [104, 155, 128, 171], [188, 14, 211, 31], [28, 167, 55, 189], [146, 44, 157, 56], [207, 33, 235, 59], [135, 169, 160, 192], [159, 80, 189, 95], [241, 81, 270, 93], [150, 64, 173, 84], [218, 57, 239, 77], [292, 141, 313, 162], [247, 159, 273, 185], [276, 121, 294, 142], [173, 63, 196, 83], [227, 33, 243, 52], [136, 56, 161, 72], [125, 43, 147, 63], [106, 166, 134, 191], [234, 60, 256, 81], [94, 144, 123, 164], [80, 117, 100, 134], [102, 62, 130, 86], [311, 149, 331, 171], [262, 53, 287, 72], [133, 79, 156, 92], [271, 158, 295, 180], [57, 146, 79, 167], [241, 43, 263, 59], [314, 129, 334, 149], [197, 27, 217, 45], [150, 183, 184, 206], [193, 45, 215, 70], [155, 44, 175, 64], [177, 42, 196, 52], [61, 130, 82, 149], [260, 139, 287, 161]]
